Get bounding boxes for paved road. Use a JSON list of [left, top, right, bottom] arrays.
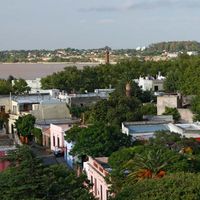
[[31, 143, 66, 166], [40, 154, 66, 165]]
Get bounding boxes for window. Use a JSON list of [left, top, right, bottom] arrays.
[[106, 190, 110, 200], [57, 137, 60, 147], [99, 167, 104, 173], [94, 178, 97, 196], [100, 185, 103, 200], [53, 136, 55, 146], [154, 85, 159, 91], [91, 176, 93, 184], [0, 106, 5, 112], [93, 162, 98, 168], [13, 105, 17, 114]]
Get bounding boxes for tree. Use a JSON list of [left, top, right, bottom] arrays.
[[0, 79, 12, 95], [65, 123, 133, 157], [15, 114, 36, 138], [108, 147, 143, 193], [0, 146, 94, 200], [124, 147, 188, 181], [87, 95, 143, 125], [141, 103, 157, 115], [191, 95, 200, 121], [32, 128, 42, 145], [109, 145, 190, 193], [0, 111, 9, 133], [7, 75, 15, 83], [163, 107, 180, 122], [113, 173, 200, 200], [13, 78, 31, 95], [108, 131, 200, 194]]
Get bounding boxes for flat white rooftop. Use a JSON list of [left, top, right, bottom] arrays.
[[175, 124, 200, 131]]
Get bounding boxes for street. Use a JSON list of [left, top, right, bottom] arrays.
[[30, 143, 66, 166]]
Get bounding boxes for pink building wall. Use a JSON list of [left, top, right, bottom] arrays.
[[0, 151, 10, 172], [50, 124, 72, 151], [84, 157, 111, 200]]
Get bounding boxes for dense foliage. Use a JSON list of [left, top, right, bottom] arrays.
[[0, 77, 31, 95], [15, 114, 36, 137], [109, 131, 200, 196], [114, 172, 200, 200], [13, 78, 31, 95], [0, 146, 94, 200], [84, 80, 156, 125], [145, 41, 200, 54], [40, 56, 200, 97], [0, 79, 12, 95], [191, 95, 200, 121], [65, 123, 133, 157], [32, 128, 43, 145], [0, 111, 9, 132], [163, 107, 180, 122]]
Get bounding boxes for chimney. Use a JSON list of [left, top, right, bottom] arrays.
[[105, 49, 110, 64], [126, 82, 132, 97]]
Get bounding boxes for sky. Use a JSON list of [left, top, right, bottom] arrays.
[[0, 0, 200, 50]]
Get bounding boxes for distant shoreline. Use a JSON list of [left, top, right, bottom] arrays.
[[0, 62, 100, 65], [0, 62, 101, 79]]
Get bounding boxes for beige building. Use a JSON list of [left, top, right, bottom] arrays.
[[157, 94, 194, 123], [157, 94, 182, 115], [0, 95, 11, 113], [8, 94, 71, 134]]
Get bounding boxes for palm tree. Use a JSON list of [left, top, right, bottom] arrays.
[[124, 148, 178, 180]]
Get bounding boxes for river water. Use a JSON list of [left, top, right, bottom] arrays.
[[0, 62, 98, 79]]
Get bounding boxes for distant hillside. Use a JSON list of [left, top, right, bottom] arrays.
[[145, 41, 200, 53]]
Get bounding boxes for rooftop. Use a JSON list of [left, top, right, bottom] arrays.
[[124, 121, 169, 134], [94, 157, 111, 172], [128, 124, 169, 134], [176, 124, 200, 131], [12, 94, 51, 104], [36, 118, 80, 126]]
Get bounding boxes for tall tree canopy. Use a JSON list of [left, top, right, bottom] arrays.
[[113, 172, 200, 200], [0, 146, 94, 200], [65, 123, 133, 157], [108, 131, 200, 194], [13, 78, 31, 95], [15, 114, 36, 137], [0, 79, 12, 95], [40, 56, 200, 96]]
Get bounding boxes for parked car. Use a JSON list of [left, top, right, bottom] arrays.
[[53, 147, 64, 157]]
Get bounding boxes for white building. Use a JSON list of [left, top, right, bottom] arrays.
[[134, 73, 165, 92], [58, 88, 115, 107], [12, 78, 59, 98], [187, 51, 198, 56], [122, 121, 170, 141], [168, 123, 200, 140]]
